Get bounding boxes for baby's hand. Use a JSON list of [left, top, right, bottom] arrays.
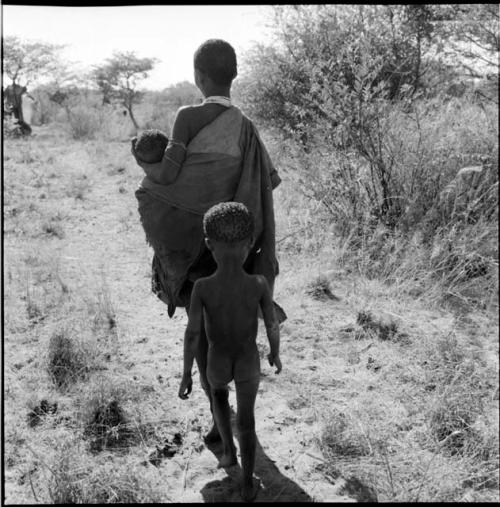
[[130, 136, 137, 155], [267, 353, 282, 374], [178, 373, 192, 399]]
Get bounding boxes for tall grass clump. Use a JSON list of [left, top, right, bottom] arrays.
[[78, 378, 149, 452], [43, 440, 164, 503], [46, 329, 89, 388]]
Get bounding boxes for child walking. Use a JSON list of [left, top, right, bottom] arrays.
[[178, 202, 282, 502]]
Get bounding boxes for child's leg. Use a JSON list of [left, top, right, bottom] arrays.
[[211, 385, 237, 467], [185, 307, 220, 442], [235, 378, 260, 501]]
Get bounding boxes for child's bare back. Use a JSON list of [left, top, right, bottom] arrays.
[[196, 272, 268, 388], [178, 201, 281, 502]]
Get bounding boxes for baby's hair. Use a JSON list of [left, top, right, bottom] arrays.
[[194, 39, 237, 86], [135, 129, 168, 163], [203, 202, 254, 243]]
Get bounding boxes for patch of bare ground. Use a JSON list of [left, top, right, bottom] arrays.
[[3, 126, 498, 503]]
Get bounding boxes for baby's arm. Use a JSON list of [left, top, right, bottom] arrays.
[[132, 108, 192, 185], [257, 276, 282, 374], [178, 280, 204, 399]]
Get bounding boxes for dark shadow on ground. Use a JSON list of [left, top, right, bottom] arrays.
[[200, 410, 312, 503]]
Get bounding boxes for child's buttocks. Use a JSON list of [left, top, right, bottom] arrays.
[[206, 343, 260, 388]]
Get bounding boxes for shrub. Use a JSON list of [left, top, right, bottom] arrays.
[[66, 106, 104, 140], [319, 409, 371, 458], [46, 329, 89, 388], [79, 380, 149, 452]]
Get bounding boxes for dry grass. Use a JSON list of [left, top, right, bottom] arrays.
[[3, 103, 498, 503]]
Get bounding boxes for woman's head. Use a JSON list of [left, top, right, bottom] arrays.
[[194, 39, 237, 89]]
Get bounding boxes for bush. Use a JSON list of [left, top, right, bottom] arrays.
[[67, 105, 104, 140], [46, 329, 89, 388]]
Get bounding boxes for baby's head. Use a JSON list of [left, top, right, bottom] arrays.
[[135, 129, 168, 163], [194, 39, 237, 87], [203, 202, 254, 262]]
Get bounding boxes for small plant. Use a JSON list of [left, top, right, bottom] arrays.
[[44, 442, 164, 503], [305, 275, 340, 301], [89, 274, 117, 335], [320, 410, 371, 458], [428, 387, 483, 455], [356, 310, 398, 341], [80, 381, 142, 452], [84, 463, 164, 503], [27, 399, 58, 428], [46, 329, 89, 388], [42, 221, 64, 239], [47, 443, 86, 503]]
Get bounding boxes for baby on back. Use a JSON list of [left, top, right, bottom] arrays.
[[134, 129, 169, 163], [131, 39, 237, 186]]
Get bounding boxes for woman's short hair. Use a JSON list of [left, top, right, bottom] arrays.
[[194, 39, 237, 86]]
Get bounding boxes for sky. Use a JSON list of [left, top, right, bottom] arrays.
[[2, 5, 275, 90]]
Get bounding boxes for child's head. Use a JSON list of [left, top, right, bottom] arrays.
[[203, 202, 254, 263], [194, 39, 237, 88], [135, 129, 168, 163]]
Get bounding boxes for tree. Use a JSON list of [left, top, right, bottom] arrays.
[[436, 4, 499, 78], [3, 35, 64, 88], [3, 36, 64, 131], [163, 81, 202, 107], [92, 51, 158, 130]]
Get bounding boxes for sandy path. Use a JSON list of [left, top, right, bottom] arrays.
[[48, 142, 357, 502]]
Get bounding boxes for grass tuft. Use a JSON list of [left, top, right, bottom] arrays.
[[46, 329, 89, 388]]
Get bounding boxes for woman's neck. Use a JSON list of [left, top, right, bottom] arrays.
[[202, 87, 231, 99]]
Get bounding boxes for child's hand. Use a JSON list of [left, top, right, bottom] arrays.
[[267, 353, 282, 374], [178, 373, 192, 399]]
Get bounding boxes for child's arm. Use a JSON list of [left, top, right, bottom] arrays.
[[131, 108, 191, 185], [178, 280, 204, 399], [257, 276, 282, 374]]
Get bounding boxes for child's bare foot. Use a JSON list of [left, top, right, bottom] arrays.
[[241, 478, 260, 502], [203, 424, 221, 443], [217, 448, 237, 468]]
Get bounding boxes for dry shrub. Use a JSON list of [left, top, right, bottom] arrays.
[[67, 106, 104, 140], [80, 379, 149, 452], [305, 275, 340, 301], [356, 310, 399, 341], [41, 220, 64, 239], [45, 440, 164, 503], [83, 463, 164, 503], [46, 329, 90, 388], [319, 409, 371, 458], [423, 334, 497, 459], [87, 277, 117, 337]]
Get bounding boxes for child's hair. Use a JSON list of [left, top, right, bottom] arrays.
[[135, 129, 168, 163], [194, 39, 237, 86], [203, 202, 254, 243]]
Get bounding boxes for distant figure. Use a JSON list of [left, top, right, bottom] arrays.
[[178, 202, 282, 502], [4, 84, 35, 135]]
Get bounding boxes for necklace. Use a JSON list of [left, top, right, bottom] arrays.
[[202, 95, 232, 107]]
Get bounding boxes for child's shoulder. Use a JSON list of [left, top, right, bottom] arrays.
[[193, 274, 217, 292], [249, 274, 270, 292]]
